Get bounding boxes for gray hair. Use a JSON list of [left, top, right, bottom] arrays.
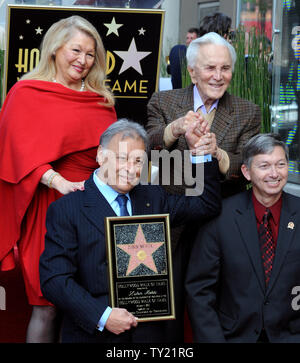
[[242, 133, 289, 168], [186, 32, 236, 71], [100, 119, 148, 150]]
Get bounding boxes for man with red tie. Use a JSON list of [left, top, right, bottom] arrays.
[[186, 133, 300, 343]]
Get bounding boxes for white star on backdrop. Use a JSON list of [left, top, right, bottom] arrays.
[[138, 28, 146, 35], [26, 19, 31, 24], [114, 38, 151, 75], [35, 27, 43, 35], [104, 17, 123, 36], [19, 35, 23, 40]]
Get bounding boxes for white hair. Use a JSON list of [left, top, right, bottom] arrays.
[[186, 32, 237, 71]]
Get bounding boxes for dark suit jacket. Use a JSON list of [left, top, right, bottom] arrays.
[[168, 44, 187, 89], [186, 190, 300, 343], [40, 160, 220, 343], [146, 84, 262, 198]]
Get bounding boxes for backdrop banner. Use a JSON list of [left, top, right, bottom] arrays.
[[3, 5, 164, 124]]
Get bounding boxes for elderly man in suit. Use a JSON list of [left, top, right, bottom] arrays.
[[39, 119, 221, 343], [147, 32, 261, 198], [146, 31, 261, 341], [186, 133, 300, 343]]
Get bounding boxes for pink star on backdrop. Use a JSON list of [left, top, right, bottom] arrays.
[[117, 224, 164, 275]]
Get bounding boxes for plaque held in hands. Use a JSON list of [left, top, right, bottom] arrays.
[[105, 214, 175, 322]]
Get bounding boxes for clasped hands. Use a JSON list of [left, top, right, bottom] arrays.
[[105, 307, 138, 335], [171, 111, 219, 158]]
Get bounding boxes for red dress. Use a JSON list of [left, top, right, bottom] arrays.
[[0, 80, 117, 305]]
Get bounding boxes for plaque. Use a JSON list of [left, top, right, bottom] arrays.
[[105, 214, 175, 322]]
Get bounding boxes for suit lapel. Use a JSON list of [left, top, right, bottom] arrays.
[[81, 177, 117, 237], [176, 84, 194, 116], [235, 192, 299, 295], [235, 192, 266, 292], [211, 92, 234, 146], [82, 179, 154, 232], [130, 185, 153, 216], [172, 87, 234, 149], [266, 193, 298, 295]]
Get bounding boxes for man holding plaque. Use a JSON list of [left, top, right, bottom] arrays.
[[40, 119, 220, 343]]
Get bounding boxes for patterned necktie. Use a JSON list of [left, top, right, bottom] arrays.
[[258, 209, 275, 285], [116, 194, 129, 216]]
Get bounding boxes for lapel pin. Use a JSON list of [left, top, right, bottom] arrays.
[[288, 222, 295, 230]]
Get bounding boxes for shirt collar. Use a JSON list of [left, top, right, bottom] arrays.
[[252, 192, 282, 225], [93, 169, 130, 203], [193, 85, 219, 114]]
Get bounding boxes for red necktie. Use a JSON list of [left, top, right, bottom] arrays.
[[258, 209, 275, 285]]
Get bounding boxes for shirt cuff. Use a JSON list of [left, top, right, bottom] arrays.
[[163, 123, 178, 147], [97, 306, 112, 331], [217, 148, 230, 174], [190, 154, 212, 163]]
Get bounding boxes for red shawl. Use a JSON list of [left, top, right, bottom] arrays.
[[0, 80, 117, 269]]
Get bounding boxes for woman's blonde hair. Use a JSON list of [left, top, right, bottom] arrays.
[[21, 15, 114, 106]]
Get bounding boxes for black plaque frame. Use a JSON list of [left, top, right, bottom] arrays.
[[105, 214, 175, 322]]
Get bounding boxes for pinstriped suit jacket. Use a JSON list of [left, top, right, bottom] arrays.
[[146, 84, 261, 197]]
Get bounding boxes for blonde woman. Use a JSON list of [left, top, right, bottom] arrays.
[[0, 15, 116, 342]]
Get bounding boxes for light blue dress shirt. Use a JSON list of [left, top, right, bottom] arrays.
[[93, 145, 211, 332], [193, 85, 219, 114], [93, 170, 132, 216]]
